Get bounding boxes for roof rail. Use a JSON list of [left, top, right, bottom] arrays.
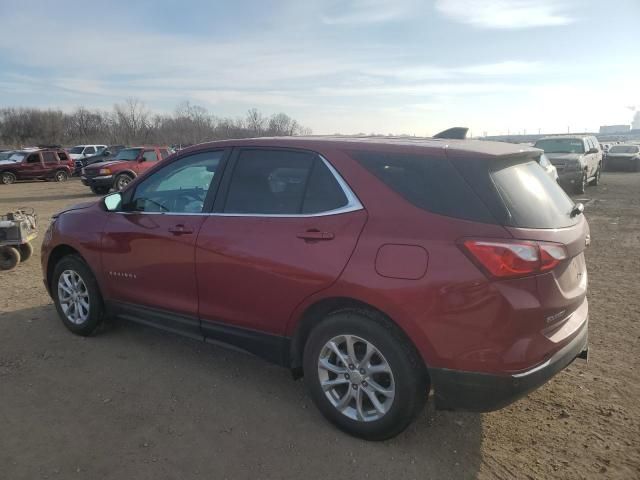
[[433, 127, 468, 140]]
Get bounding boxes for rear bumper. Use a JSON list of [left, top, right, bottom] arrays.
[[429, 318, 588, 412], [81, 175, 113, 187]]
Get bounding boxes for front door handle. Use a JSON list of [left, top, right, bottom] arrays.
[[168, 224, 194, 235], [296, 230, 334, 241]]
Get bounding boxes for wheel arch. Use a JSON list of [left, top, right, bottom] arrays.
[[288, 296, 429, 380], [46, 244, 95, 293]]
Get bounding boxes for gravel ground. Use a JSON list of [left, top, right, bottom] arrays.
[[1, 175, 639, 480]]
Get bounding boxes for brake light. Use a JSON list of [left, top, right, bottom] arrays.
[[462, 240, 568, 278]]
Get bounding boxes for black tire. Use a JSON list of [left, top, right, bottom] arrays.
[[52, 255, 104, 336], [1, 171, 16, 185], [18, 243, 33, 262], [90, 186, 110, 195], [303, 309, 428, 440], [0, 246, 21, 270], [54, 170, 69, 182], [114, 173, 133, 191], [574, 170, 587, 194], [589, 164, 602, 186]]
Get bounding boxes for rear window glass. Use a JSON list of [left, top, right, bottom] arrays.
[[491, 161, 578, 228], [350, 150, 496, 223]]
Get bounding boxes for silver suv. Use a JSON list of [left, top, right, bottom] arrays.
[[534, 135, 602, 194]]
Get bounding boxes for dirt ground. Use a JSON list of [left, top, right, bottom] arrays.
[[1, 175, 639, 480]]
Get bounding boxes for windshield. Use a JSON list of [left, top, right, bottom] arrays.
[[534, 138, 585, 154], [0, 151, 15, 160], [8, 152, 28, 162], [115, 148, 142, 160], [609, 145, 639, 154]]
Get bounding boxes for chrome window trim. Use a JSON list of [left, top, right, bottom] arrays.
[[117, 154, 364, 218]]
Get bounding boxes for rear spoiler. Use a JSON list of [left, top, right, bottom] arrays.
[[433, 127, 468, 140]]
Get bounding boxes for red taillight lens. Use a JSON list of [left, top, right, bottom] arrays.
[[462, 240, 567, 278]]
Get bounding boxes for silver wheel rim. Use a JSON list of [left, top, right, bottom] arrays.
[[57, 171, 66, 181], [116, 176, 130, 190], [57, 270, 90, 324], [2, 173, 13, 184], [317, 335, 395, 422]]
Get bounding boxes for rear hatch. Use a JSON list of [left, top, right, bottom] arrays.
[[447, 150, 589, 335]]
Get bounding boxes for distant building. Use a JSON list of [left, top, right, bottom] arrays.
[[599, 125, 631, 134]]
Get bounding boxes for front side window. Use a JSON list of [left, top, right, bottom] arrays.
[[142, 150, 158, 162], [68, 146, 84, 154], [130, 151, 223, 213], [26, 153, 40, 163], [84, 147, 96, 154]]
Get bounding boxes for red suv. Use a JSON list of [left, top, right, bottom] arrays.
[[0, 148, 73, 184], [80, 146, 172, 194], [42, 137, 589, 440]]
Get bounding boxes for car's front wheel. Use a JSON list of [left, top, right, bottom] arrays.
[[589, 164, 602, 186], [303, 310, 428, 440], [575, 170, 587, 194], [1, 171, 16, 185], [52, 255, 104, 336], [114, 173, 133, 191]]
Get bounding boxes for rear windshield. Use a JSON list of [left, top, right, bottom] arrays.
[[115, 148, 142, 160], [534, 138, 585, 154], [350, 150, 496, 223], [609, 145, 639, 154], [490, 161, 578, 228]]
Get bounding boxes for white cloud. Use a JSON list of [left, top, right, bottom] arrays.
[[435, 0, 576, 29]]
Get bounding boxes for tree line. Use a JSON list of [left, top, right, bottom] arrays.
[[0, 99, 312, 148]]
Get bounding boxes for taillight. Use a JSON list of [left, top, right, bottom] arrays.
[[462, 240, 568, 279]]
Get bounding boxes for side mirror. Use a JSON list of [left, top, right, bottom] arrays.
[[587, 147, 599, 154], [103, 150, 110, 156], [103, 192, 122, 212]]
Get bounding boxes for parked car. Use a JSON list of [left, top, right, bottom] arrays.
[[604, 144, 640, 171], [537, 153, 558, 182], [42, 136, 589, 440], [0, 148, 73, 184], [80, 146, 172, 194], [534, 135, 603, 194], [73, 145, 127, 175], [67, 145, 107, 161]]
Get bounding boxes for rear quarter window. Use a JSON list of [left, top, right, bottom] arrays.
[[349, 150, 496, 223]]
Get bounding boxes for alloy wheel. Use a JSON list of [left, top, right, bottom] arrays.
[[57, 270, 90, 325], [317, 334, 395, 422], [116, 175, 131, 191]]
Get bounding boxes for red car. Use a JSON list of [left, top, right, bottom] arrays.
[[80, 146, 172, 194], [0, 148, 73, 184], [42, 137, 589, 440]]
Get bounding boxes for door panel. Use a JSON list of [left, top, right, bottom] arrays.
[[101, 213, 205, 316], [196, 210, 367, 335]]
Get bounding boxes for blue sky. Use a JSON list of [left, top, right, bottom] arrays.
[[0, 0, 639, 135]]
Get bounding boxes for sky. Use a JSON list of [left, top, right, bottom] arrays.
[[0, 0, 639, 136]]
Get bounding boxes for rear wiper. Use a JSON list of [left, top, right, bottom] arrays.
[[570, 203, 584, 218]]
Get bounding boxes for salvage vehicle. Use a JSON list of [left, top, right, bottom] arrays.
[[0, 209, 37, 270], [67, 145, 107, 161], [604, 144, 640, 171], [42, 135, 589, 440], [0, 148, 74, 185], [80, 146, 172, 194], [534, 135, 603, 194], [73, 145, 127, 175]]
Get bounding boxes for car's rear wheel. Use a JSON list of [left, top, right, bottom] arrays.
[[54, 170, 69, 182], [114, 173, 133, 191], [52, 255, 104, 336], [0, 246, 21, 270], [90, 186, 110, 195], [575, 170, 587, 194], [303, 309, 428, 440], [1, 171, 16, 185], [18, 243, 33, 262]]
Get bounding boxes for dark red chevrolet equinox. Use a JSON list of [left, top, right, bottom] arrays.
[[42, 137, 589, 440]]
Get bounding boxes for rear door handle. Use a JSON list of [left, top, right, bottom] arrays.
[[168, 224, 194, 235], [296, 230, 334, 241]]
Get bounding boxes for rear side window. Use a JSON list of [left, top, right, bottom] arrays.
[[350, 150, 495, 223], [42, 152, 58, 164], [159, 148, 170, 159], [490, 161, 578, 228], [224, 150, 314, 214]]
